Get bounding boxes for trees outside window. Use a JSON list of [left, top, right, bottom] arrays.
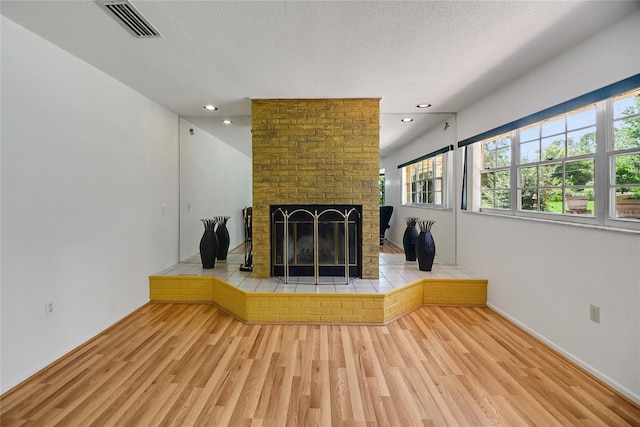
[[518, 106, 596, 215], [379, 172, 385, 206], [481, 134, 511, 209], [476, 86, 640, 226], [611, 88, 640, 218]]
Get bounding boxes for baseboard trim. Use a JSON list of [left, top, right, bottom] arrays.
[[487, 302, 640, 406]]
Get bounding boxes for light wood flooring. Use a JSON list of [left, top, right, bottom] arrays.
[[379, 240, 404, 254], [2, 303, 639, 426]]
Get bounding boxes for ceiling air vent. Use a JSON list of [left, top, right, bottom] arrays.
[[98, 0, 161, 38]]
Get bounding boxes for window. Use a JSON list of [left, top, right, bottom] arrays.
[[518, 105, 596, 215], [474, 85, 640, 227], [481, 133, 511, 209], [610, 88, 640, 219], [402, 153, 446, 207]]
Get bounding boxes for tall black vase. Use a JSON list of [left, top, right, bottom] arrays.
[[402, 217, 420, 261], [415, 231, 436, 272], [200, 219, 219, 269], [403, 226, 418, 261], [215, 216, 230, 261]]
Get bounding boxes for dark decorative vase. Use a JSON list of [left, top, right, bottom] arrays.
[[200, 219, 219, 269], [215, 216, 230, 261], [402, 217, 420, 261], [415, 220, 436, 271]]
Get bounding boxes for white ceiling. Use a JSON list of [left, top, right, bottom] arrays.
[[2, 0, 637, 157]]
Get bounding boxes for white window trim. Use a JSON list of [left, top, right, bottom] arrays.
[[473, 94, 640, 232], [401, 152, 451, 209]]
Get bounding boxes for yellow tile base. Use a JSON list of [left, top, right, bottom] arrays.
[[149, 276, 487, 324]]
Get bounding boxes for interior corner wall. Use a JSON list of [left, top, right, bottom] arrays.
[[455, 9, 640, 403], [178, 118, 252, 261], [0, 17, 180, 393], [380, 115, 457, 265]]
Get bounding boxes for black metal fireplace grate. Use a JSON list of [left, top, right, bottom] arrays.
[[271, 205, 362, 284]]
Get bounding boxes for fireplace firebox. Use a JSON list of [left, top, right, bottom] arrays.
[[271, 205, 362, 284]]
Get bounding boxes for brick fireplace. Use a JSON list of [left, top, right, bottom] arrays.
[[251, 98, 380, 279]]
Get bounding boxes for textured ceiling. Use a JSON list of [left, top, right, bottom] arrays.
[[2, 0, 637, 157]]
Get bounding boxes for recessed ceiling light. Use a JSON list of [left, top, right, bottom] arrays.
[[221, 120, 233, 125], [204, 105, 217, 111], [416, 103, 432, 108], [401, 118, 413, 122]]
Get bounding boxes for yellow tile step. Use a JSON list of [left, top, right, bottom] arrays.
[[149, 275, 487, 324]]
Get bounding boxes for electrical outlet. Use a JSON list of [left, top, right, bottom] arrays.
[[46, 301, 54, 317], [589, 304, 600, 323]]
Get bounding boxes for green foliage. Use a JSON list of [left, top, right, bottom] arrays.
[[614, 95, 640, 150], [542, 135, 595, 195], [482, 91, 640, 212], [481, 169, 511, 209], [626, 188, 640, 200], [615, 94, 640, 193], [565, 160, 595, 187], [521, 189, 548, 212], [615, 153, 640, 187], [547, 200, 595, 213]]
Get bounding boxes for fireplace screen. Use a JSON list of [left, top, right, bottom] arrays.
[[271, 205, 361, 284]]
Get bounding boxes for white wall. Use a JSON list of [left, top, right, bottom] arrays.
[[380, 115, 457, 264], [456, 10, 640, 403], [179, 119, 252, 261], [0, 18, 180, 393]]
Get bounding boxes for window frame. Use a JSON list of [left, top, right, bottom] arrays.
[[401, 152, 448, 208], [516, 105, 597, 218], [480, 132, 512, 211], [473, 87, 640, 231], [606, 88, 640, 225]]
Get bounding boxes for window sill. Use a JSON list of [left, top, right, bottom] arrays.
[[401, 203, 453, 212], [462, 209, 640, 235]]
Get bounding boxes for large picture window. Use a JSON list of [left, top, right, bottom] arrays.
[[474, 84, 640, 228]]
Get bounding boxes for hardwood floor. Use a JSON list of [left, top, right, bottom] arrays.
[[379, 240, 403, 254], [2, 303, 639, 426]]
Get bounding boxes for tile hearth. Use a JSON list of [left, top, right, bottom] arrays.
[[154, 250, 477, 294]]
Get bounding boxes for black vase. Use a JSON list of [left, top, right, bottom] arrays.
[[415, 231, 436, 272], [215, 216, 230, 261], [403, 226, 418, 261], [200, 219, 219, 269], [402, 217, 420, 261]]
